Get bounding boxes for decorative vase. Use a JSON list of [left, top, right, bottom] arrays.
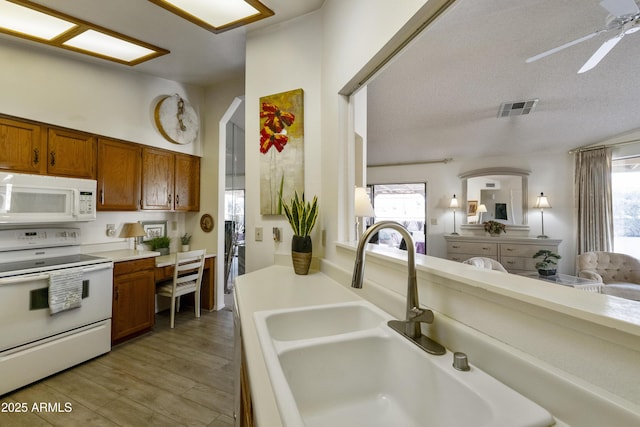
[[181, 244, 190, 252], [291, 235, 312, 275], [538, 268, 556, 277]]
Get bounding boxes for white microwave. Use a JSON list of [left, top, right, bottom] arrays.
[[0, 172, 97, 224]]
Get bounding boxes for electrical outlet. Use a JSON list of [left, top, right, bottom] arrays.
[[430, 218, 438, 226], [255, 227, 263, 241], [106, 224, 116, 237], [272, 227, 281, 242]]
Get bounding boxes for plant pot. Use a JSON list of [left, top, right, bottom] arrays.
[[157, 247, 170, 256], [538, 268, 556, 277], [181, 244, 190, 252], [291, 235, 312, 275]]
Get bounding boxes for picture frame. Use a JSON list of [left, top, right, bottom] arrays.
[[138, 221, 167, 244], [467, 200, 478, 215]]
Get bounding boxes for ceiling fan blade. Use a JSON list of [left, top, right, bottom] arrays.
[[599, 0, 639, 17], [526, 31, 601, 63], [577, 34, 623, 73]]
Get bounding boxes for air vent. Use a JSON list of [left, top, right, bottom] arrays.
[[497, 99, 538, 118]]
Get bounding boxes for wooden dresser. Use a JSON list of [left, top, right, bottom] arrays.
[[444, 235, 561, 273]]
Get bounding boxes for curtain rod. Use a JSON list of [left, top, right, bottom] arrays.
[[368, 158, 453, 168], [568, 139, 640, 154]]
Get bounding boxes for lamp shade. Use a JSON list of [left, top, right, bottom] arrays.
[[534, 192, 551, 209], [119, 222, 147, 238], [354, 187, 375, 217], [449, 194, 459, 209], [477, 204, 487, 213]]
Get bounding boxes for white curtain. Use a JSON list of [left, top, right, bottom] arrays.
[[575, 147, 613, 253]]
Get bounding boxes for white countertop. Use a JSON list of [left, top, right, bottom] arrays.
[[155, 252, 216, 268], [90, 249, 160, 263], [234, 265, 363, 427]]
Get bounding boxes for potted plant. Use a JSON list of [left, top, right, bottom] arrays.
[[483, 220, 506, 236], [180, 233, 192, 252], [280, 191, 318, 275], [533, 249, 561, 276], [150, 236, 171, 255]]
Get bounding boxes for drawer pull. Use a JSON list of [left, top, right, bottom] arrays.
[[452, 245, 460, 249]]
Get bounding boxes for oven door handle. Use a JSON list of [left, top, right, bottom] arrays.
[[80, 263, 113, 273], [0, 273, 52, 286], [0, 263, 112, 286]]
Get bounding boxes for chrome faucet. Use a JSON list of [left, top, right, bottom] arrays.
[[351, 221, 445, 355]]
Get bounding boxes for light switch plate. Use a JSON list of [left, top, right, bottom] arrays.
[[255, 227, 263, 241]]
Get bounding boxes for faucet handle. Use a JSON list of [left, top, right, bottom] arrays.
[[409, 307, 434, 324]]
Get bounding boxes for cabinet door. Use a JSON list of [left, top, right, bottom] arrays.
[[112, 263, 155, 344], [174, 153, 200, 211], [97, 138, 141, 211], [0, 117, 45, 174], [47, 128, 97, 179], [142, 147, 174, 210]]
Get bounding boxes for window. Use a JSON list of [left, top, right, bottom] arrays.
[[612, 156, 640, 259], [370, 183, 427, 254]]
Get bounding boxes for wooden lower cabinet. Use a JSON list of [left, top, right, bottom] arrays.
[[111, 257, 156, 344]]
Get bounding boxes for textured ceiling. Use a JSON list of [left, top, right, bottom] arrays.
[[367, 0, 640, 164]]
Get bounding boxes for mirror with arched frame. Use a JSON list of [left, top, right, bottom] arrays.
[[459, 167, 530, 233]]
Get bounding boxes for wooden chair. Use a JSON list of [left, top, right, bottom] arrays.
[[157, 249, 206, 328]]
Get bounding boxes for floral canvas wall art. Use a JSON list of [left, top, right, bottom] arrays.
[[259, 88, 304, 214]]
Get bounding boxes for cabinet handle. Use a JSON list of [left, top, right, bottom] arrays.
[[506, 248, 513, 251], [50, 151, 56, 166], [114, 286, 119, 301], [167, 194, 172, 205], [100, 189, 104, 205], [452, 245, 460, 249], [33, 148, 39, 164], [482, 247, 490, 250], [176, 194, 180, 206]]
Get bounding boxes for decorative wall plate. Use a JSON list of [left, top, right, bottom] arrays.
[[154, 94, 199, 145], [200, 213, 214, 232]]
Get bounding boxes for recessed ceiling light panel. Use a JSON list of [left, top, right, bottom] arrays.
[[0, 1, 76, 40], [0, 0, 169, 66], [149, 0, 274, 33], [63, 30, 157, 63]]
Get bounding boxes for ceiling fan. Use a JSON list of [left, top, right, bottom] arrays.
[[526, 0, 640, 73]]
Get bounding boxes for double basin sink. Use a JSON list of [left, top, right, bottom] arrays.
[[254, 300, 555, 427]]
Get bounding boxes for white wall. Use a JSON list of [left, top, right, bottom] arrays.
[[0, 42, 209, 252], [245, 12, 324, 272], [244, 0, 429, 272], [368, 152, 577, 273]]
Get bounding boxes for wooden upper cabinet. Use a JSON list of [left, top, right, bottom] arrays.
[[142, 147, 175, 210], [47, 127, 97, 179], [97, 138, 141, 211], [174, 153, 200, 211], [0, 116, 46, 174]]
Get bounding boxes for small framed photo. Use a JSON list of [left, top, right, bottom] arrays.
[[467, 200, 478, 215], [139, 221, 167, 243]]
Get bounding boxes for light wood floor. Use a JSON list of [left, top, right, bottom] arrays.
[[1, 307, 236, 427]]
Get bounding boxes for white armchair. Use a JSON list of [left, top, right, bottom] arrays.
[[577, 252, 640, 301]]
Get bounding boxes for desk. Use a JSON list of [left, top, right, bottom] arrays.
[[155, 253, 216, 311], [521, 272, 603, 292]]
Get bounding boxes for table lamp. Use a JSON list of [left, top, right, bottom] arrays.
[[119, 222, 147, 250], [477, 204, 487, 223], [534, 192, 551, 239], [354, 187, 375, 239], [450, 194, 459, 235]]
